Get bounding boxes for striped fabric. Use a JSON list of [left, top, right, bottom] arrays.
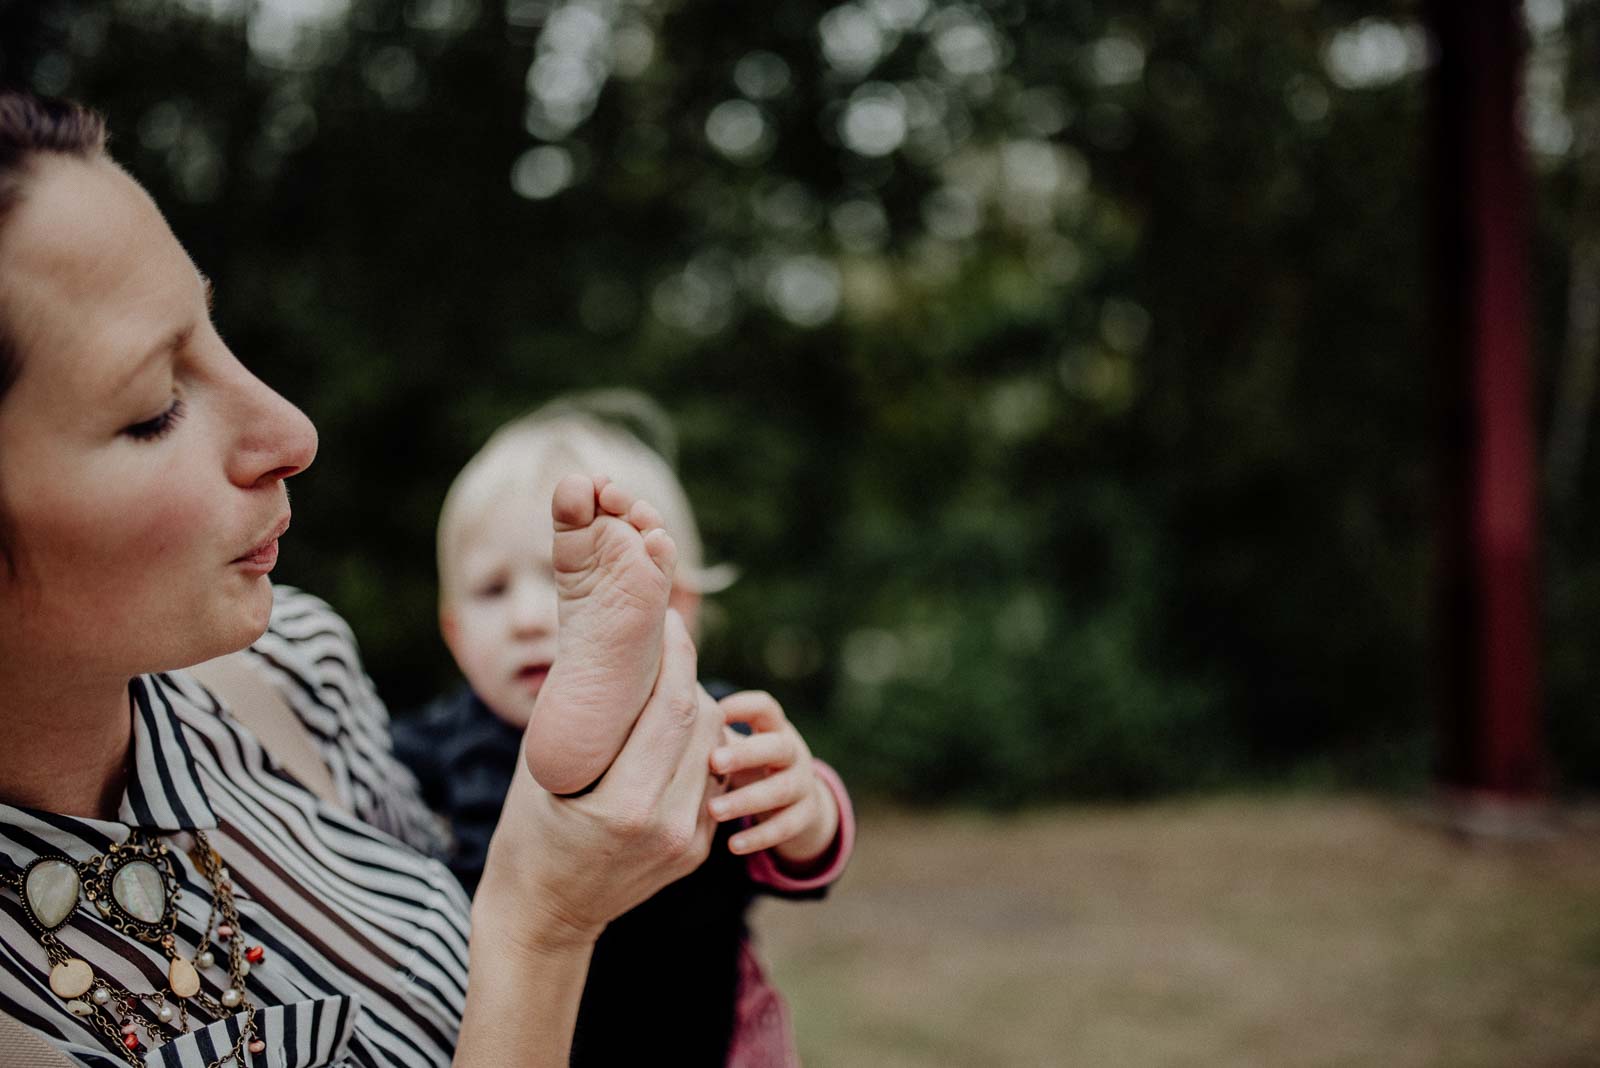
[[0, 587, 469, 1067]]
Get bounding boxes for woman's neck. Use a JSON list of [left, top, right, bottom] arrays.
[[0, 669, 132, 820]]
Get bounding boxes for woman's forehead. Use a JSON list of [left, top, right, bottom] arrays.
[[0, 156, 201, 395]]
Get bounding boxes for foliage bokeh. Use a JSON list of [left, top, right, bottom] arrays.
[[2, 0, 1595, 804]]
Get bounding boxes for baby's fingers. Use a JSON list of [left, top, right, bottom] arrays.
[[728, 803, 812, 856], [710, 731, 795, 776], [707, 767, 807, 823], [719, 690, 787, 733]]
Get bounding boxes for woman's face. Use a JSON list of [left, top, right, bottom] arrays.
[[0, 155, 318, 678]]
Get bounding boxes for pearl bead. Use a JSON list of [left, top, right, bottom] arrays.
[[248, 1039, 266, 1054], [239, 961, 251, 977], [197, 951, 214, 969], [216, 868, 229, 883], [66, 1000, 92, 1016], [91, 987, 110, 1005], [156, 1004, 174, 1023], [216, 924, 234, 941], [220, 987, 241, 1008]]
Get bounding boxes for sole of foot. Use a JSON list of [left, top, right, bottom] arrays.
[[523, 473, 678, 795]]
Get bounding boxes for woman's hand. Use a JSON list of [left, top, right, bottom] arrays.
[[708, 690, 840, 868], [477, 609, 723, 947], [455, 610, 723, 1066]]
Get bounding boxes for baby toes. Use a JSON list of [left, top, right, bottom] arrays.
[[550, 473, 599, 531], [643, 527, 678, 582], [626, 499, 664, 534], [596, 477, 635, 519]]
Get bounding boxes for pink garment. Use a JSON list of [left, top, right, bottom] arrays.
[[729, 761, 855, 1067]]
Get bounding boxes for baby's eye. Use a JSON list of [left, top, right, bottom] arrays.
[[474, 580, 508, 600]]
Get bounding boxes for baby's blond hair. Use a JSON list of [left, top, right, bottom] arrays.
[[437, 390, 736, 602]]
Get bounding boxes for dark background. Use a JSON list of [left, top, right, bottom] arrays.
[[3, 0, 1594, 805]]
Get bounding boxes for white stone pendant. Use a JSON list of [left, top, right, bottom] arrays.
[[110, 860, 166, 924], [48, 958, 93, 999], [168, 956, 200, 999], [23, 858, 80, 931]]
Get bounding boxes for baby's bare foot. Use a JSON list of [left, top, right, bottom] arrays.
[[523, 473, 678, 795]]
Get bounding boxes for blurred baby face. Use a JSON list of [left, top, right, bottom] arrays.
[[440, 484, 560, 729]]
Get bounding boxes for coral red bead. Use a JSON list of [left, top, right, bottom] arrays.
[[245, 945, 264, 964], [216, 924, 234, 941], [249, 1039, 266, 1054], [122, 1033, 140, 1051]]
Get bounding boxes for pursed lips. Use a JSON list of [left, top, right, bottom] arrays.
[[233, 513, 290, 563]]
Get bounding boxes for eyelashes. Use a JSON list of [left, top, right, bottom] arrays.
[[122, 396, 187, 442]]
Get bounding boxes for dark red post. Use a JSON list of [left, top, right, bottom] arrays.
[[1428, 0, 1545, 797]]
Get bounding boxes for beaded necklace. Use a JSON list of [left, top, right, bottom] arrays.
[[5, 829, 268, 1066]]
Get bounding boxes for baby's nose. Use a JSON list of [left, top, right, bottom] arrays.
[[509, 584, 556, 634]]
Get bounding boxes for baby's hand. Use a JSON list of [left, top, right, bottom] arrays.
[[707, 691, 840, 867]]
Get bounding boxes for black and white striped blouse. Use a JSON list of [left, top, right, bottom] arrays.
[[0, 586, 469, 1067]]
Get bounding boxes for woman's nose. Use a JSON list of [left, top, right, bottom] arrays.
[[224, 364, 319, 489]]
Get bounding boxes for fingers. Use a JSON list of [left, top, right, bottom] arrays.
[[728, 802, 813, 856], [601, 609, 700, 792], [711, 731, 796, 777], [708, 765, 808, 823], [637, 682, 725, 882], [667, 685, 730, 809], [719, 690, 788, 733]]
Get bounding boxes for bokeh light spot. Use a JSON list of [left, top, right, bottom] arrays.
[[767, 255, 843, 327], [734, 50, 791, 100], [840, 82, 908, 157], [510, 144, 575, 199], [706, 99, 773, 163]]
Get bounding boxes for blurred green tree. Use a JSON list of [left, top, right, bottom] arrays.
[[7, 0, 1584, 803]]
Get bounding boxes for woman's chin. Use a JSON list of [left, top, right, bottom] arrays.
[[166, 580, 276, 670], [235, 578, 278, 637]]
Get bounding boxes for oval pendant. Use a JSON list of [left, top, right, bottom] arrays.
[[23, 858, 80, 931], [49, 958, 94, 999], [167, 956, 200, 999], [111, 860, 167, 924]]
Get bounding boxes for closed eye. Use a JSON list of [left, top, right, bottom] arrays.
[[122, 397, 186, 442]]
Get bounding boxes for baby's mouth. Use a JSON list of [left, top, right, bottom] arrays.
[[514, 664, 550, 693]]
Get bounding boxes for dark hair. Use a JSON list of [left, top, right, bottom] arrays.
[[0, 90, 108, 574]]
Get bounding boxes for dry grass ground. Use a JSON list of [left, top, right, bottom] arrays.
[[752, 796, 1600, 1068]]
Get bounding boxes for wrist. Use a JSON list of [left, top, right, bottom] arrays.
[[457, 884, 596, 1068], [471, 875, 603, 958]]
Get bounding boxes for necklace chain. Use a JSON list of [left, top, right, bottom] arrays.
[[4, 828, 265, 1066]]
